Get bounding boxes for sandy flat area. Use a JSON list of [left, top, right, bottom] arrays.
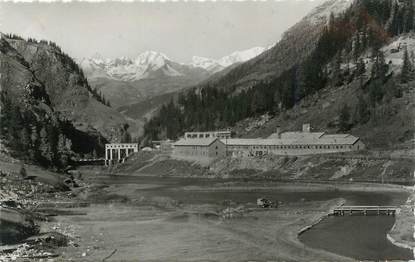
[[45, 190, 352, 261]]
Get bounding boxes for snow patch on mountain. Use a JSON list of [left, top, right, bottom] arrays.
[[190, 56, 225, 73], [382, 34, 415, 70], [163, 64, 183, 77], [134, 51, 168, 68], [80, 46, 268, 81], [218, 46, 266, 67], [80, 50, 179, 81], [305, 0, 354, 25], [190, 46, 268, 73]]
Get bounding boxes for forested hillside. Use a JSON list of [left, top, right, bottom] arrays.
[[0, 34, 129, 168], [143, 0, 415, 149]]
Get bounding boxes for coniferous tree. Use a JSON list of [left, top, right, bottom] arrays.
[[39, 127, 53, 163], [332, 53, 343, 86], [339, 104, 351, 131], [356, 57, 366, 76], [371, 49, 388, 80], [273, 88, 282, 114], [8, 105, 24, 150], [28, 126, 40, 160], [353, 34, 361, 62], [20, 127, 31, 155], [57, 134, 70, 167], [403, 0, 414, 33], [19, 164, 27, 179], [401, 46, 413, 83], [354, 96, 370, 124], [361, 27, 368, 51]]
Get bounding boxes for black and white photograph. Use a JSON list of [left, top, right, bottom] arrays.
[[0, 0, 415, 260]]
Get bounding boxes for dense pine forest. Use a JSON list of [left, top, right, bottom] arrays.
[[143, 0, 414, 143], [0, 96, 103, 168]]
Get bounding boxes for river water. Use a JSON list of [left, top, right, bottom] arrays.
[[95, 175, 413, 260], [300, 215, 413, 261]]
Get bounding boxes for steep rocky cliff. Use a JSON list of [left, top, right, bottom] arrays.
[[2, 35, 128, 142]]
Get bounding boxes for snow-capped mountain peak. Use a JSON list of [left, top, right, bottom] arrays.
[[90, 52, 105, 62], [189, 46, 268, 72], [191, 56, 216, 67], [80, 47, 268, 81], [80, 50, 174, 81], [218, 46, 266, 67], [134, 50, 169, 68], [305, 0, 354, 25], [191, 56, 224, 73]]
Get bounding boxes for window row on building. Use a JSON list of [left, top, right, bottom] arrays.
[[232, 144, 354, 150]]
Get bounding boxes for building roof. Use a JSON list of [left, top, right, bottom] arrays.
[[222, 139, 296, 146], [317, 134, 360, 145], [319, 134, 350, 139], [185, 130, 231, 134], [105, 143, 138, 148], [174, 137, 222, 147], [279, 132, 325, 140], [222, 134, 360, 146]]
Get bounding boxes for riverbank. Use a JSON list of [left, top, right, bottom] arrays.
[[48, 196, 352, 261], [49, 174, 409, 261], [388, 186, 415, 254], [177, 180, 409, 193], [0, 155, 83, 260], [113, 151, 415, 185]]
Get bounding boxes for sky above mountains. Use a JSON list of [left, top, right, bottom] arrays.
[[0, 0, 325, 63]]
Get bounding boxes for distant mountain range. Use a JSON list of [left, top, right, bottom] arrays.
[[77, 46, 271, 124], [77, 46, 269, 136], [87, 0, 352, 137], [190, 46, 267, 73], [79, 47, 268, 82]]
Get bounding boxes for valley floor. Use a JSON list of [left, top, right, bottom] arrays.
[[1, 153, 414, 261], [50, 173, 412, 261], [50, 198, 350, 261]]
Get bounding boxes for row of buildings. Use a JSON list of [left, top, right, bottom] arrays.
[[103, 124, 365, 166], [172, 124, 365, 164]]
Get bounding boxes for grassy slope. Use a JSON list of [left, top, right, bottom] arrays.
[[234, 78, 415, 151]]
